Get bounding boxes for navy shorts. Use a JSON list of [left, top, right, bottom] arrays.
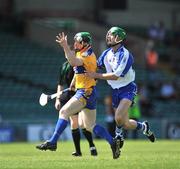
[[74, 86, 97, 110], [112, 82, 137, 108]]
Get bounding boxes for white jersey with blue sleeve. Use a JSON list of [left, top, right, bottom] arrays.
[[97, 46, 135, 89]]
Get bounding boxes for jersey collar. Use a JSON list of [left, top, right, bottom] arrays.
[[111, 45, 124, 54], [79, 46, 92, 56]]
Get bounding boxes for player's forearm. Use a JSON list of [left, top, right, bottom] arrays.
[[96, 72, 119, 80], [62, 45, 75, 65], [56, 85, 64, 99], [63, 45, 79, 66]]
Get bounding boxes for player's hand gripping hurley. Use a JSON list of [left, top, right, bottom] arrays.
[[39, 88, 69, 106]]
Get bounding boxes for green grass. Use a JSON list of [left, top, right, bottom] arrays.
[[0, 140, 180, 169]]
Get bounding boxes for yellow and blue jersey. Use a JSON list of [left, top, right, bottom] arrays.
[[73, 46, 97, 109], [74, 47, 97, 89]]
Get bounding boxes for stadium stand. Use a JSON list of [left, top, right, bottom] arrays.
[[0, 0, 180, 141], [0, 31, 65, 123], [0, 29, 179, 124]]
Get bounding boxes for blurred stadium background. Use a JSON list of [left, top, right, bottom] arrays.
[[0, 0, 180, 143]]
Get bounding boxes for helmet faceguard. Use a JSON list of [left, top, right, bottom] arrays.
[[74, 32, 92, 51], [106, 27, 126, 47]]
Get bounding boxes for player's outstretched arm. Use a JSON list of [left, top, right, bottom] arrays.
[[86, 72, 119, 80], [56, 32, 83, 66]]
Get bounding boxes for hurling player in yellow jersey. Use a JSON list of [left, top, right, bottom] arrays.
[[36, 32, 120, 159]]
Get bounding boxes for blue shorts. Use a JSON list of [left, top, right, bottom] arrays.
[[74, 86, 97, 110], [112, 82, 137, 108]]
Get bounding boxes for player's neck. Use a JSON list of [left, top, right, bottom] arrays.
[[112, 44, 122, 53]]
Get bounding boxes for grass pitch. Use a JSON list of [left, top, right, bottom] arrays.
[[0, 140, 180, 169]]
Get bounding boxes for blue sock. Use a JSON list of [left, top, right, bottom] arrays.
[[93, 124, 113, 145], [136, 122, 144, 130], [49, 118, 68, 143]]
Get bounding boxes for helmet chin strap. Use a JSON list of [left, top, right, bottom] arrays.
[[107, 41, 121, 47], [107, 36, 122, 47], [114, 36, 122, 44], [76, 43, 90, 52]]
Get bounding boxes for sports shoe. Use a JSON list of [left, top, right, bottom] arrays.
[[115, 135, 124, 149], [36, 141, 57, 151], [143, 121, 156, 142], [72, 152, 82, 157], [115, 127, 124, 149], [110, 138, 120, 159], [90, 146, 98, 156]]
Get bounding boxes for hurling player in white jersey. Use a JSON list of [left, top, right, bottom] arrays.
[[86, 27, 156, 154]]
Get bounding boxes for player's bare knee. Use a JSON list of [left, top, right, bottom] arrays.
[[123, 122, 130, 129], [83, 123, 94, 132], [115, 114, 124, 124], [70, 119, 78, 129], [59, 108, 68, 119], [71, 123, 78, 129], [59, 108, 65, 116]]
